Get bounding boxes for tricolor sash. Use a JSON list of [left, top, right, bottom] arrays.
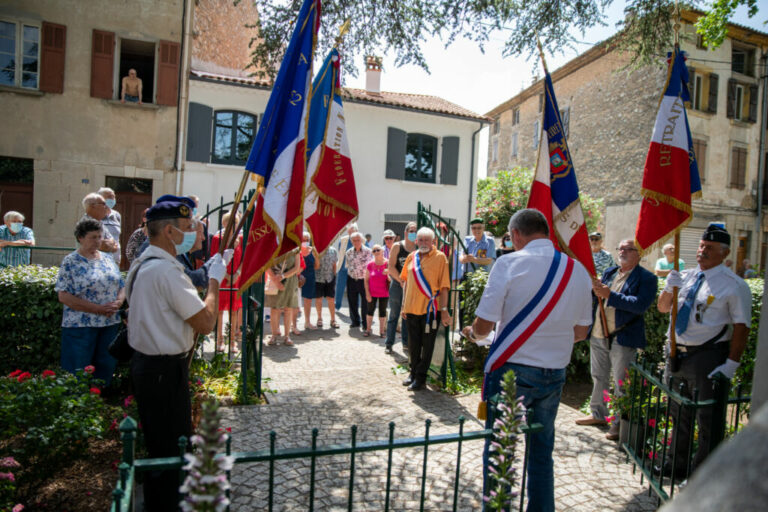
[[481, 250, 575, 400], [412, 251, 438, 332]]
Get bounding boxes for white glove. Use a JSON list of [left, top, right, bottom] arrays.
[[222, 248, 234, 266], [708, 359, 740, 380], [664, 270, 683, 292], [208, 253, 228, 284]]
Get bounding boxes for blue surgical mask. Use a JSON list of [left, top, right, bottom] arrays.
[[504, 240, 513, 248], [105, 198, 116, 209], [407, 233, 417, 242], [10, 222, 23, 233], [172, 226, 197, 254], [193, 207, 198, 217]]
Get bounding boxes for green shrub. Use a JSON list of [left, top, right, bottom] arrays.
[[0, 265, 62, 374], [0, 368, 107, 483]]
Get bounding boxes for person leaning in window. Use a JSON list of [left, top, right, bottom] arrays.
[[121, 68, 143, 104], [0, 211, 35, 268], [364, 244, 390, 338], [55, 218, 124, 387]]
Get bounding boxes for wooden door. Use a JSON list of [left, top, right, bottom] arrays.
[[0, 183, 34, 228], [115, 192, 152, 270]]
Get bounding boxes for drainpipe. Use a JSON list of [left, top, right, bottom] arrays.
[[468, 122, 485, 229], [174, 0, 193, 195], [755, 49, 768, 267]]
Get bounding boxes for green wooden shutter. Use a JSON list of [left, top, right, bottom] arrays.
[[386, 127, 406, 180], [440, 136, 459, 186], [186, 102, 213, 162]]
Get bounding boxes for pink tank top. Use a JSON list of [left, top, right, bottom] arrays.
[[367, 261, 390, 297]]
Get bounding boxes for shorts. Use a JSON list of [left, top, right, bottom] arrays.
[[367, 297, 388, 317], [125, 95, 139, 103], [315, 278, 336, 298]]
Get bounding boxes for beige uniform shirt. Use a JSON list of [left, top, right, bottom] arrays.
[[126, 245, 205, 355]]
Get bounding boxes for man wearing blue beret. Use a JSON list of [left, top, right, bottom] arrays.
[[126, 194, 233, 511]]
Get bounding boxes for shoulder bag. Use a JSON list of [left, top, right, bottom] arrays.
[[108, 257, 159, 362]]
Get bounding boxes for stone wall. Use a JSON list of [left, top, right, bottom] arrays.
[[192, 0, 260, 77]]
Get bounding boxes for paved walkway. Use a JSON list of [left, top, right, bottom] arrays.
[[220, 309, 658, 511]]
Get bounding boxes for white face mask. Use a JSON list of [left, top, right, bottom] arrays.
[[10, 222, 23, 233], [105, 198, 116, 209]]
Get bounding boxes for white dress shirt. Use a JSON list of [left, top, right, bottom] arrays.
[[475, 239, 593, 369]]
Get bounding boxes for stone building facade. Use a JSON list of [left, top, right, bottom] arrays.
[[486, 13, 768, 270], [0, 0, 193, 268]]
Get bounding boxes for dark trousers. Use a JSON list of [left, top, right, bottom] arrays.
[[405, 312, 441, 383], [346, 277, 367, 329], [131, 352, 192, 512], [667, 342, 729, 473]]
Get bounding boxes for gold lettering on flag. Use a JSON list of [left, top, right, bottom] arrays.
[[249, 223, 273, 243], [547, 123, 561, 139], [289, 90, 302, 106], [299, 53, 308, 65], [333, 152, 346, 186], [274, 178, 290, 197], [659, 97, 683, 167], [323, 94, 329, 107]]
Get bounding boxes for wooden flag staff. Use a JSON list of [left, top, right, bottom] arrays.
[[218, 171, 250, 254], [536, 38, 610, 338], [669, 7, 683, 362]]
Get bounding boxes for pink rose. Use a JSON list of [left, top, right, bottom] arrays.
[[89, 387, 101, 395], [84, 365, 95, 374]]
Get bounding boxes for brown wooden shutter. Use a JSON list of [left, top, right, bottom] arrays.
[[707, 73, 718, 114], [726, 78, 737, 119], [692, 139, 706, 182], [748, 84, 758, 123], [39, 22, 66, 93], [156, 40, 180, 106], [730, 147, 747, 189], [687, 67, 695, 108], [90, 30, 114, 99]]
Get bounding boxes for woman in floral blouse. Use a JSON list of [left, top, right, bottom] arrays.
[[55, 218, 125, 386]]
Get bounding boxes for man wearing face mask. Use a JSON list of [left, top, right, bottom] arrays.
[[400, 227, 452, 390], [81, 193, 120, 262], [99, 187, 122, 266], [0, 211, 35, 268], [385, 222, 417, 354], [126, 195, 232, 511]]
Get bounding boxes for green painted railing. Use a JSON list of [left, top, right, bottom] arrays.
[[110, 412, 543, 511], [621, 361, 750, 505]]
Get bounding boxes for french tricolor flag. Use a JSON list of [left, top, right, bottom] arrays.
[[527, 73, 596, 276], [239, 0, 320, 291], [303, 48, 359, 255], [635, 48, 701, 254]]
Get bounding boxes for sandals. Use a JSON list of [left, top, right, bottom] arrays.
[[330, 321, 339, 328], [363, 330, 372, 337], [267, 335, 280, 346], [291, 327, 302, 336], [317, 319, 323, 328], [284, 337, 294, 346]]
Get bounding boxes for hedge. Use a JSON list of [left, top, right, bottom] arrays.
[[0, 265, 62, 374]]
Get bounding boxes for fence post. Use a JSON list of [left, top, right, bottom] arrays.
[[119, 416, 138, 465], [709, 374, 730, 451]]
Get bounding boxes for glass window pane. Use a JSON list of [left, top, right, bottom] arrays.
[[22, 71, 37, 88], [215, 112, 232, 128], [405, 136, 420, 180], [23, 40, 37, 57], [0, 21, 15, 39], [235, 114, 255, 161], [23, 25, 38, 43], [214, 125, 232, 161], [0, 38, 14, 54], [420, 137, 435, 179], [22, 56, 37, 73], [0, 53, 14, 86]]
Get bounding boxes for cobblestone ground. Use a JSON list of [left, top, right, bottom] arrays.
[[219, 310, 659, 511]]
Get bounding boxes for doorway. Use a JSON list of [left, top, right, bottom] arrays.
[[105, 176, 152, 270]]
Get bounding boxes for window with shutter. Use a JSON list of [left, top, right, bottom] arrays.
[[186, 102, 214, 163], [39, 22, 65, 93], [156, 40, 180, 106], [90, 29, 114, 98], [211, 110, 256, 165], [440, 136, 459, 186], [512, 107, 520, 126], [118, 38, 155, 103], [726, 78, 737, 119], [707, 73, 718, 114], [405, 133, 438, 183], [385, 127, 406, 180], [730, 146, 747, 189], [0, 20, 41, 89], [692, 138, 707, 183], [748, 84, 758, 123]]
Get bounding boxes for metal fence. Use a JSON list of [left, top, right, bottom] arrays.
[[109, 409, 542, 512], [621, 361, 751, 505]]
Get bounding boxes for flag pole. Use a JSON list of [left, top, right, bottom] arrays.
[[669, 2, 683, 360], [228, 187, 260, 250], [219, 171, 250, 254], [537, 37, 610, 337]]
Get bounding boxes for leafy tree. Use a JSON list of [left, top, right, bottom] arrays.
[[475, 168, 603, 237], [242, 0, 762, 79]]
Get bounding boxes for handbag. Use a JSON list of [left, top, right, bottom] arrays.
[[265, 273, 279, 295], [108, 257, 159, 362], [298, 274, 306, 287]]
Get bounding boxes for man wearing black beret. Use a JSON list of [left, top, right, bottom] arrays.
[[656, 223, 752, 479], [126, 194, 233, 510]]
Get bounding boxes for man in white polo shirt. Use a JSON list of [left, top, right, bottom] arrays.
[[463, 209, 592, 512], [126, 195, 231, 511]]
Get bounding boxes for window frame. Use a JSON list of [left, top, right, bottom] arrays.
[[735, 84, 744, 121], [211, 110, 258, 166], [404, 132, 438, 184], [731, 46, 755, 78], [114, 36, 157, 103], [492, 137, 499, 163], [693, 74, 703, 111], [492, 117, 500, 135], [510, 132, 518, 158], [0, 18, 41, 90], [729, 145, 748, 190], [512, 107, 520, 126], [692, 137, 707, 183]]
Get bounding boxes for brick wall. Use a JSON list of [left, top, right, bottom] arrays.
[[192, 0, 260, 76]]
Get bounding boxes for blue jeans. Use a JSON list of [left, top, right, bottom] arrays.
[[60, 324, 120, 386], [385, 281, 408, 349], [334, 267, 348, 310], [484, 362, 565, 512]]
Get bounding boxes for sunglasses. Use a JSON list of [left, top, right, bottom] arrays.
[[372, 249, 382, 253]]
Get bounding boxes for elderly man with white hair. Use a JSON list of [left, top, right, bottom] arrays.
[[345, 230, 373, 331], [81, 193, 119, 260], [98, 187, 122, 265], [0, 211, 35, 268], [399, 226, 452, 391], [655, 242, 685, 277]]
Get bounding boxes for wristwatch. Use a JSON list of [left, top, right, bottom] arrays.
[[440, 307, 448, 311]]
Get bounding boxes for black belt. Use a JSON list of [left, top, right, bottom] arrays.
[[677, 325, 729, 354], [134, 350, 190, 360]]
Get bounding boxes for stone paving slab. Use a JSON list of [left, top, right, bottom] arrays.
[[220, 310, 659, 511]]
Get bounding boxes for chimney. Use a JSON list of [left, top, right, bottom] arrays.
[[365, 55, 382, 95]]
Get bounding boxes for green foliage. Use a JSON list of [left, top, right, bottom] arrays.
[[696, 0, 760, 48], [457, 269, 490, 368], [0, 266, 62, 375], [476, 168, 603, 237], [0, 369, 107, 484]]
